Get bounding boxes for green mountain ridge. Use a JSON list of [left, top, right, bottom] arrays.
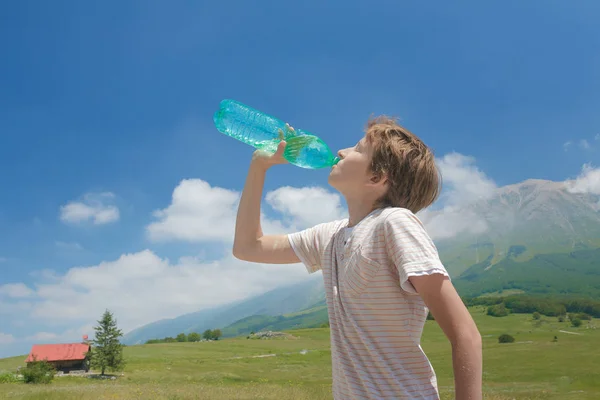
[[122, 276, 324, 345], [220, 303, 329, 338], [455, 247, 600, 298]]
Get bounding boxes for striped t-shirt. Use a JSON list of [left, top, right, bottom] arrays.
[[288, 207, 449, 400]]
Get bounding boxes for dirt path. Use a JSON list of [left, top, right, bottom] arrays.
[[559, 330, 583, 335]]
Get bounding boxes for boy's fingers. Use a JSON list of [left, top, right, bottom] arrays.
[[276, 140, 286, 155]]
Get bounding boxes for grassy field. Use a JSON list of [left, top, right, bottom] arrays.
[[1, 308, 598, 399]]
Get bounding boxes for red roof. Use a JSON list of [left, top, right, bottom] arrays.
[[25, 343, 90, 363]]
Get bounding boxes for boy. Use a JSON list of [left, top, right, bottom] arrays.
[[233, 116, 482, 399]]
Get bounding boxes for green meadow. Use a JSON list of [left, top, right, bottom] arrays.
[[1, 308, 598, 400]]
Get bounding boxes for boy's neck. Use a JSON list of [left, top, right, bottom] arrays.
[[345, 198, 378, 227]]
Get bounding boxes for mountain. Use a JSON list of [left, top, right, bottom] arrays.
[[433, 179, 600, 277], [122, 276, 324, 345], [454, 247, 600, 297], [125, 179, 600, 342], [220, 301, 328, 338]]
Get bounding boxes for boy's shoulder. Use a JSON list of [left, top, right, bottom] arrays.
[[363, 207, 432, 245], [370, 206, 422, 228], [305, 207, 425, 240]]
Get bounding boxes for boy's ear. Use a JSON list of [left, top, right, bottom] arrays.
[[370, 171, 388, 185]]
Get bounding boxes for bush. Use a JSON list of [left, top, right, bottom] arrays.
[[569, 312, 591, 321], [487, 304, 509, 317], [21, 359, 55, 384], [571, 318, 582, 328], [532, 312, 541, 320], [498, 334, 515, 343], [0, 371, 20, 383]]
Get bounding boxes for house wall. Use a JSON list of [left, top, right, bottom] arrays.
[[48, 359, 88, 373]]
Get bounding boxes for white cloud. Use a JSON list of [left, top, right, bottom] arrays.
[[146, 179, 241, 242], [418, 152, 497, 240], [563, 141, 572, 151], [0, 283, 35, 299], [579, 139, 591, 150], [0, 300, 33, 316], [436, 153, 497, 206], [60, 192, 119, 225], [595, 133, 599, 141], [16, 249, 309, 335], [25, 332, 59, 342], [0, 333, 15, 345], [265, 186, 346, 228], [420, 207, 489, 240], [566, 164, 600, 195], [146, 179, 344, 242]]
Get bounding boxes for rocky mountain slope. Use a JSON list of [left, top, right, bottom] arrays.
[[434, 179, 600, 276]]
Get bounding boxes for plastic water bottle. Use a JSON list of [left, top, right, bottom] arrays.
[[213, 99, 339, 169]]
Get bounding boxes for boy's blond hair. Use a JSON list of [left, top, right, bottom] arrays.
[[365, 116, 442, 213]]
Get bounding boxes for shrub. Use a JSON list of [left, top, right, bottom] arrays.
[[532, 312, 541, 320], [0, 371, 20, 383], [498, 334, 515, 343], [571, 318, 582, 328], [487, 304, 509, 317], [21, 359, 55, 384]]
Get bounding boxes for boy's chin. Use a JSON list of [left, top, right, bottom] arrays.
[[326, 175, 347, 193]]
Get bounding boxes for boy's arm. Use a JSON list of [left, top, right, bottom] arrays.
[[409, 275, 482, 400], [384, 209, 482, 400], [232, 141, 300, 264]]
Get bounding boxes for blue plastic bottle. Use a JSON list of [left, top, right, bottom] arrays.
[[213, 99, 339, 169]]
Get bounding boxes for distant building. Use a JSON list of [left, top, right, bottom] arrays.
[[25, 336, 91, 373]]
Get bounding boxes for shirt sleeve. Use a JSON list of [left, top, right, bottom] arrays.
[[383, 208, 450, 294], [287, 221, 342, 274]]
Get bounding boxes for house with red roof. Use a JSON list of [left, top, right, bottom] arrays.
[[25, 337, 91, 373]]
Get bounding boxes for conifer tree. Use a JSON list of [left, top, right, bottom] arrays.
[[89, 309, 125, 375]]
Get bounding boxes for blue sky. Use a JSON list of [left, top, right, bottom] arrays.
[[1, 1, 600, 358]]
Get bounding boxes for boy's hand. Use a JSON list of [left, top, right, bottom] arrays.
[[252, 140, 288, 170]]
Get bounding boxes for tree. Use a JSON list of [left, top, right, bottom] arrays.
[[498, 334, 515, 343], [176, 333, 187, 342], [188, 332, 201, 342], [212, 329, 222, 340], [203, 329, 213, 340], [532, 312, 541, 320], [89, 309, 126, 375], [571, 318, 582, 328]]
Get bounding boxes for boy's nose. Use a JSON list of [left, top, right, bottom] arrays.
[[337, 149, 346, 159]]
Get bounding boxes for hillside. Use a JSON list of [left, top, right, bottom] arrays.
[[220, 301, 328, 338], [122, 276, 324, 345], [455, 248, 600, 298]]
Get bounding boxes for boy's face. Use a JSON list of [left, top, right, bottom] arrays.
[[328, 135, 385, 198]]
